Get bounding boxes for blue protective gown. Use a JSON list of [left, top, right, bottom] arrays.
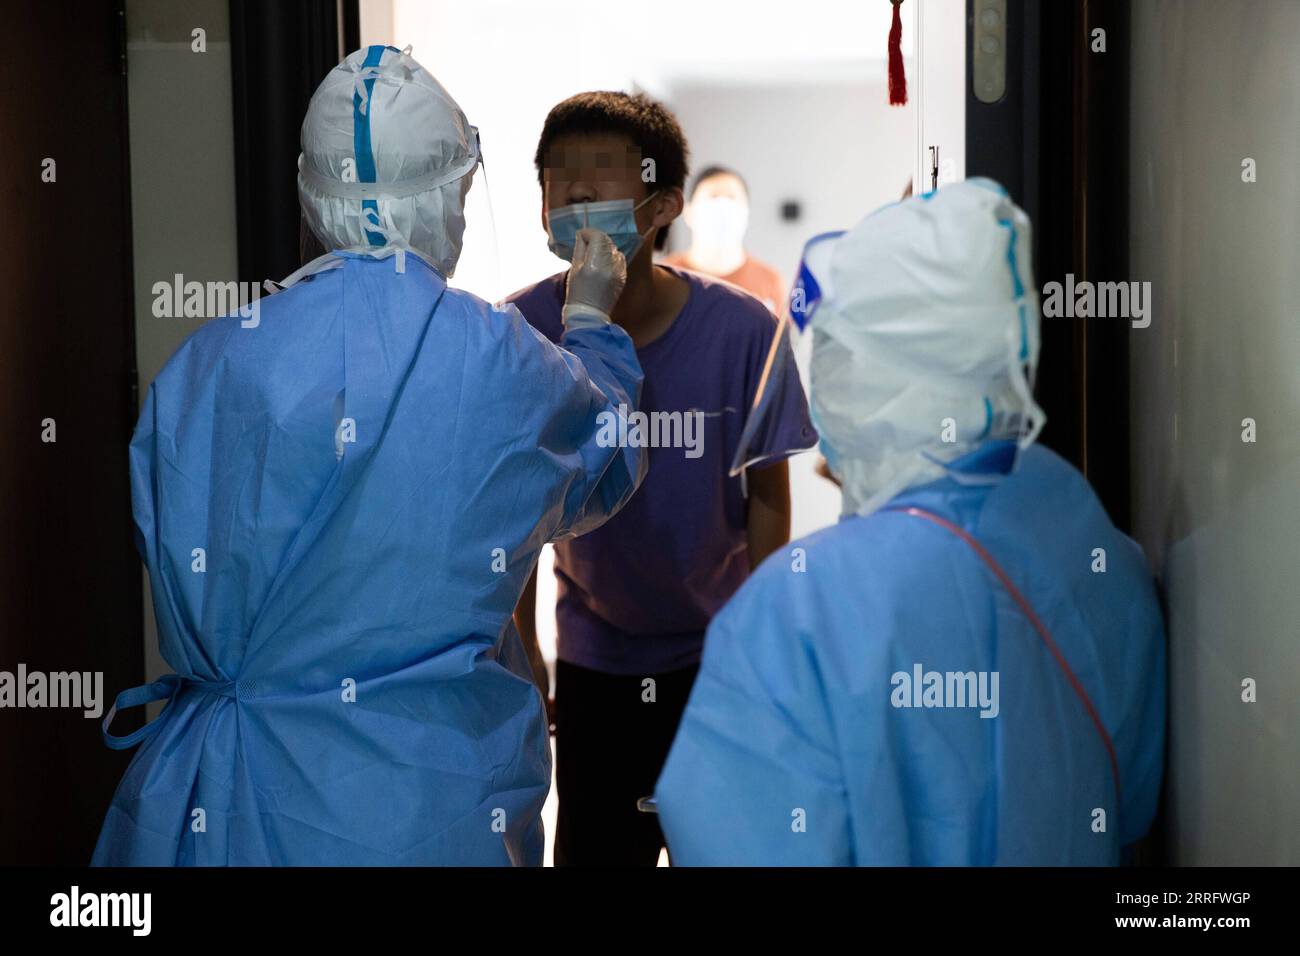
[[93, 251, 645, 865], [656, 441, 1165, 865]]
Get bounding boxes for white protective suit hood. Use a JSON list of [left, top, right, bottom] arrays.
[[297, 45, 480, 278], [808, 178, 1046, 515]]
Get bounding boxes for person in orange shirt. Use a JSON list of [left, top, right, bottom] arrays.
[[662, 165, 786, 314]]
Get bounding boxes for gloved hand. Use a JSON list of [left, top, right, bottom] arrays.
[[563, 227, 627, 327]]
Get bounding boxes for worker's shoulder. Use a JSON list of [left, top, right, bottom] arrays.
[[436, 283, 573, 371], [1009, 442, 1088, 491], [669, 265, 778, 336], [186, 262, 342, 344], [704, 519, 908, 683], [438, 282, 509, 320], [732, 516, 913, 622], [157, 282, 297, 376], [996, 444, 1125, 546], [1000, 444, 1156, 586]]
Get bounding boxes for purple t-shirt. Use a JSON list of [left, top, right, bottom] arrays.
[[508, 265, 816, 675]]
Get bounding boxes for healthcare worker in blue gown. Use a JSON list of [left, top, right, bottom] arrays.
[[655, 179, 1166, 865], [92, 46, 646, 866]]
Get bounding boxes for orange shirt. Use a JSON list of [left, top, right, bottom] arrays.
[[662, 252, 787, 316]]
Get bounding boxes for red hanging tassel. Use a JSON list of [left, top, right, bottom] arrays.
[[888, 0, 908, 106]]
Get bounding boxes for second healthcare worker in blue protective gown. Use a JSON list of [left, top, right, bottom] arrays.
[[655, 180, 1166, 865], [92, 46, 645, 865]]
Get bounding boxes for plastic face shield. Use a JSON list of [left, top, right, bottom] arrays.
[[727, 230, 844, 477]]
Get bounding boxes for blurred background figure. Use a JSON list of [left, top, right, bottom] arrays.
[[662, 166, 787, 314]]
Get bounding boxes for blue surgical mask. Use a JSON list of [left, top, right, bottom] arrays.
[[546, 193, 658, 262]]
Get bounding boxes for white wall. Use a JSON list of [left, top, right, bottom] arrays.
[[1130, 0, 1300, 864], [914, 0, 966, 190]]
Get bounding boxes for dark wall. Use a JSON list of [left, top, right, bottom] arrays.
[[0, 1, 142, 864]]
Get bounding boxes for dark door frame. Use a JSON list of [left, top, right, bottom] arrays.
[[965, 0, 1131, 532]]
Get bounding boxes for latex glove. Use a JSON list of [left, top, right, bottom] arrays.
[[563, 227, 627, 327]]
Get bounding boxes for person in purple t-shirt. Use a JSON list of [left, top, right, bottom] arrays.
[[509, 91, 817, 867]]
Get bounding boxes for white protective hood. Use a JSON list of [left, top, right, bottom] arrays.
[[297, 45, 480, 278], [808, 178, 1046, 515]]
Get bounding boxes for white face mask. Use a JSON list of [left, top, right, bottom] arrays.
[[690, 196, 749, 248]]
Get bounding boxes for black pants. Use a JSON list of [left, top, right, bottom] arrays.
[[554, 660, 699, 867]]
